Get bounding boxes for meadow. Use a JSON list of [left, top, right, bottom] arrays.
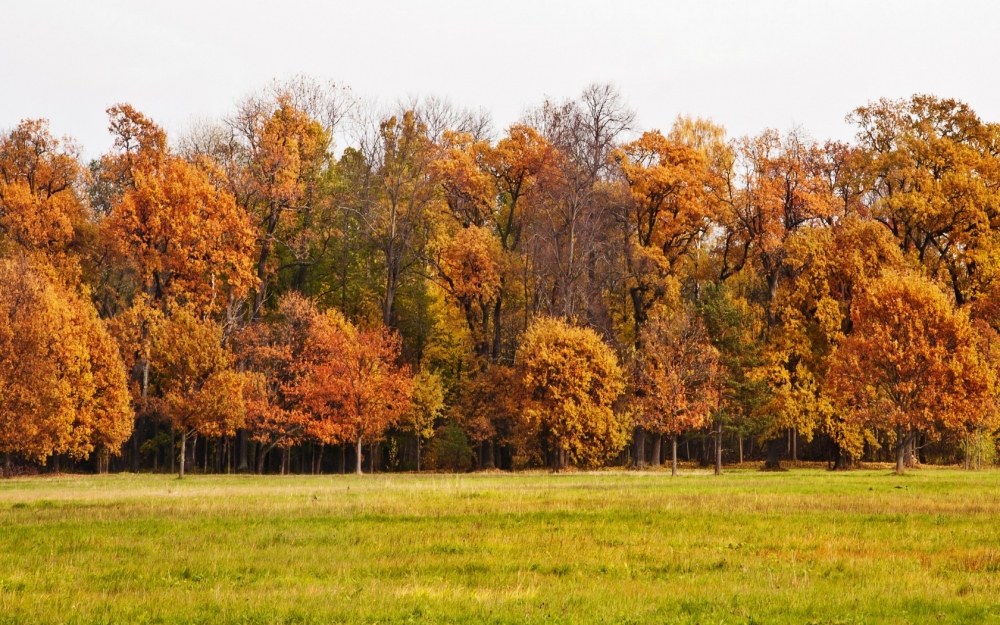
[[1, 467, 1000, 624]]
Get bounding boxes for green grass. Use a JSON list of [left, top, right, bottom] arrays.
[[2, 468, 1000, 624]]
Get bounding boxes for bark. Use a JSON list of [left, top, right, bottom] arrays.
[[339, 444, 345, 474], [483, 440, 494, 469], [792, 428, 797, 463], [833, 447, 853, 470], [699, 436, 710, 467], [633, 426, 646, 468], [763, 438, 783, 470], [179, 431, 187, 479], [651, 433, 662, 468], [491, 296, 503, 362], [170, 430, 175, 474], [671, 434, 678, 477], [894, 426, 907, 474], [355, 436, 363, 475], [416, 438, 422, 472], [316, 444, 325, 475], [237, 429, 249, 472], [714, 421, 722, 476], [738, 436, 744, 465]]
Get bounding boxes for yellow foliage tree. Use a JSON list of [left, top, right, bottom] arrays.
[[150, 305, 246, 478], [516, 317, 627, 470]]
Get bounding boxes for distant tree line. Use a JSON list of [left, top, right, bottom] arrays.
[[2, 78, 999, 477]]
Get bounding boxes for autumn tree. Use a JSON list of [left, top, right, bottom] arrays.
[[636, 305, 721, 475], [827, 272, 996, 474], [302, 313, 413, 474], [516, 316, 627, 470], [0, 120, 90, 266], [150, 305, 246, 478], [614, 128, 717, 344], [222, 86, 337, 317], [0, 257, 132, 474], [402, 368, 446, 471], [239, 293, 324, 473], [433, 224, 503, 360], [346, 109, 440, 327], [851, 95, 1000, 307], [764, 217, 904, 468]]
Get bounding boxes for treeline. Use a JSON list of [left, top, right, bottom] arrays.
[[2, 79, 999, 477]]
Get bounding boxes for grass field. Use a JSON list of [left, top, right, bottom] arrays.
[[2, 468, 1000, 624]]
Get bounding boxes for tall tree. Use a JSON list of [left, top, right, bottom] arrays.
[[0, 257, 132, 472]]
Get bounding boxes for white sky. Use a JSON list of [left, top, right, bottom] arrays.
[[3, 0, 998, 158]]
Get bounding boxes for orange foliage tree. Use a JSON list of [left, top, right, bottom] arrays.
[[0, 120, 89, 261], [0, 257, 132, 474], [100, 104, 257, 315], [827, 272, 997, 474], [302, 314, 413, 474], [636, 305, 721, 475]]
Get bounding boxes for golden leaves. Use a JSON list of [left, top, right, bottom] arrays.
[[0, 256, 132, 462], [516, 316, 626, 467]]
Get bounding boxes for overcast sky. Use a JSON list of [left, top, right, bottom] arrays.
[[3, 0, 998, 158]]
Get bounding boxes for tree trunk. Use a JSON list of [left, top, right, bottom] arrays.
[[834, 446, 853, 470], [170, 430, 175, 474], [188, 434, 198, 473], [763, 438, 783, 470], [483, 440, 494, 469], [237, 429, 249, 472], [651, 433, 662, 468], [339, 444, 346, 474], [370, 443, 377, 473], [633, 426, 646, 469], [416, 438, 422, 472], [738, 436, 744, 465], [671, 434, 678, 477], [895, 427, 907, 474], [714, 421, 722, 476], [179, 431, 187, 479], [316, 444, 325, 475], [355, 437, 363, 475], [3, 452, 10, 478], [792, 428, 797, 463]]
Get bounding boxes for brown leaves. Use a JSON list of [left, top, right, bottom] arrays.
[[150, 305, 245, 438], [0, 119, 89, 259], [300, 308, 413, 447], [636, 305, 721, 437]]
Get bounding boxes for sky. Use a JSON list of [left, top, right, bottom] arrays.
[[3, 0, 999, 158]]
